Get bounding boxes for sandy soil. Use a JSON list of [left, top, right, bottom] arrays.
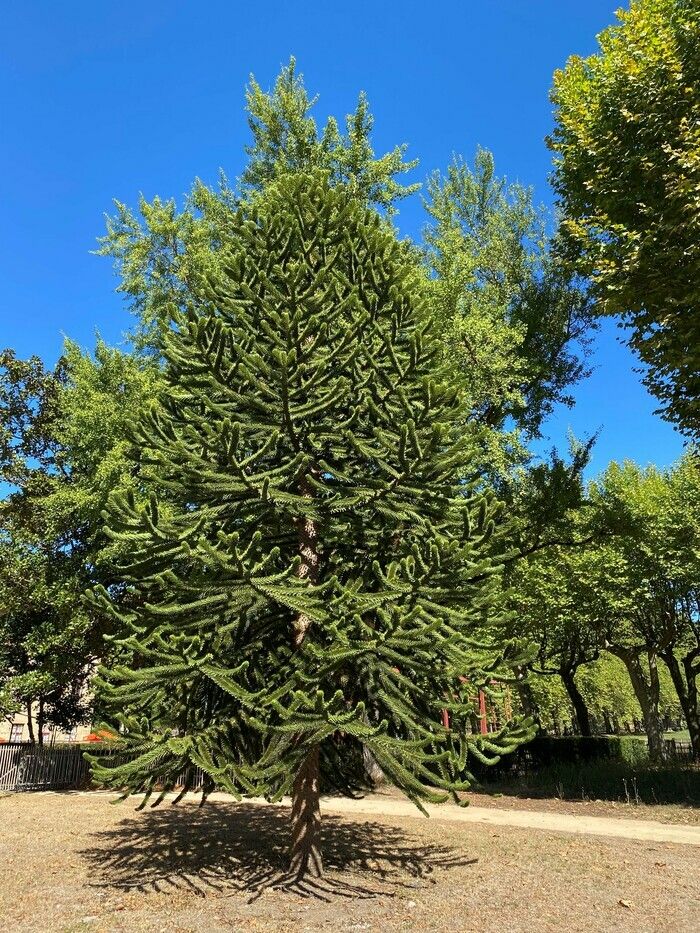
[[463, 788, 700, 825], [1, 791, 699, 932]]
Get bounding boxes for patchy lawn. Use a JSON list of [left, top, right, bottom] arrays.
[[0, 791, 698, 932]]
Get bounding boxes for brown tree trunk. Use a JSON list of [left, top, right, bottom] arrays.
[[514, 667, 541, 729], [610, 646, 665, 762], [289, 744, 323, 880], [25, 700, 35, 745], [560, 667, 592, 737], [37, 697, 45, 748], [661, 647, 700, 761], [290, 469, 323, 879], [363, 744, 385, 785]]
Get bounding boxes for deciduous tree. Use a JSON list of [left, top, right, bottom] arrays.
[[550, 0, 700, 435]]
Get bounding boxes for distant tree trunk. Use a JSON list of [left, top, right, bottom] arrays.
[[661, 647, 700, 761], [37, 697, 45, 747], [514, 667, 541, 729], [610, 645, 665, 762], [363, 744, 385, 785], [289, 744, 323, 880], [560, 667, 592, 737], [25, 700, 35, 745]]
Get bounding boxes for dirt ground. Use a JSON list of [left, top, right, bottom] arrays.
[[1, 791, 699, 933], [406, 785, 700, 826]]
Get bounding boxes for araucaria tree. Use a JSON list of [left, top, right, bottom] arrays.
[[88, 172, 532, 881]]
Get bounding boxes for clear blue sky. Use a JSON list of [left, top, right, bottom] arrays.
[[0, 1, 685, 475]]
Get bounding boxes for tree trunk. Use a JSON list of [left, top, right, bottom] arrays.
[[292, 472, 319, 650], [683, 652, 700, 762], [560, 667, 592, 737], [611, 646, 665, 762], [37, 697, 45, 748], [363, 744, 385, 785], [514, 667, 541, 729], [661, 647, 700, 761], [602, 709, 615, 735], [289, 744, 323, 880], [25, 699, 35, 745], [290, 470, 323, 878]]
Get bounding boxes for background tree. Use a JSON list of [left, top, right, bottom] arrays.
[[511, 539, 601, 736], [100, 58, 418, 348], [0, 349, 91, 740], [0, 524, 93, 742], [593, 457, 700, 758], [242, 57, 420, 210], [0, 344, 161, 739], [88, 172, 533, 881], [576, 654, 650, 736], [424, 148, 594, 449], [549, 0, 700, 435]]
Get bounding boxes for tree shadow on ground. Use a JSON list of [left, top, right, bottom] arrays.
[[80, 801, 476, 902]]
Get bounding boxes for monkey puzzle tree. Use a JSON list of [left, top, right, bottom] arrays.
[[88, 171, 532, 880]]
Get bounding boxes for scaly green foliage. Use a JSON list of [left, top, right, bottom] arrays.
[[87, 172, 534, 813]]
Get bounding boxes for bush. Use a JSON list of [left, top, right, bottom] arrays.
[[526, 735, 648, 767], [502, 758, 700, 806], [468, 733, 700, 805]]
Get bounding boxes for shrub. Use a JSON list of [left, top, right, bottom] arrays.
[[526, 735, 648, 767]]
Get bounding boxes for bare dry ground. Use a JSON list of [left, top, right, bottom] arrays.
[[1, 792, 699, 933], [392, 785, 700, 826]]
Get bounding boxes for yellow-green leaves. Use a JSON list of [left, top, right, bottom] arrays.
[[550, 0, 700, 435]]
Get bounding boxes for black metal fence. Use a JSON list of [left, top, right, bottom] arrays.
[[664, 739, 694, 761], [0, 743, 206, 793]]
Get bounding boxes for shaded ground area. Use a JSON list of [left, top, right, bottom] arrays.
[[0, 792, 698, 932]]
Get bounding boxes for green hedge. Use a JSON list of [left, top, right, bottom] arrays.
[[526, 735, 648, 767], [468, 733, 648, 783]]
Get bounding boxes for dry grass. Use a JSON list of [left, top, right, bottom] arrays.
[[0, 791, 699, 932]]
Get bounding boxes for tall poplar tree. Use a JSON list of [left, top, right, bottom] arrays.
[[88, 172, 532, 880]]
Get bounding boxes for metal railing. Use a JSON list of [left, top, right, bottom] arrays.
[[0, 743, 90, 791], [0, 743, 206, 793]]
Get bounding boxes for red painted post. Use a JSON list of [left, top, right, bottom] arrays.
[[478, 689, 488, 735]]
